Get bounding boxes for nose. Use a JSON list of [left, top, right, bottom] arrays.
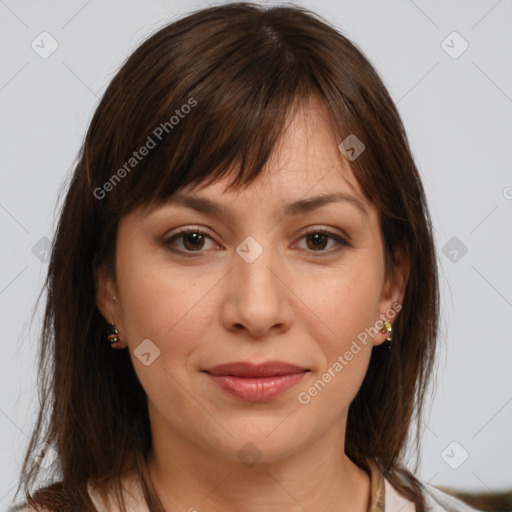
[[220, 243, 294, 339]]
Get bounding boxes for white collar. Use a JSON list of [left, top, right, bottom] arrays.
[[87, 472, 479, 512], [384, 477, 480, 512]]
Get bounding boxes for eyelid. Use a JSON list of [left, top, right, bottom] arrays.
[[296, 224, 350, 242], [161, 225, 351, 257], [163, 225, 218, 246]]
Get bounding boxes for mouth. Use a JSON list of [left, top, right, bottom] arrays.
[[202, 361, 310, 401], [203, 360, 310, 377]]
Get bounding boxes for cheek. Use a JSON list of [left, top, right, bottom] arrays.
[[115, 217, 218, 339], [294, 271, 379, 421], [116, 253, 216, 349], [304, 256, 383, 351], [292, 252, 383, 406], [114, 250, 218, 417]]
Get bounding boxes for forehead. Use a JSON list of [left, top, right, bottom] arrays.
[[186, 97, 364, 202], [131, 95, 376, 229]]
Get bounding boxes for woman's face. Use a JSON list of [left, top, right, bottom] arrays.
[[96, 96, 409, 466]]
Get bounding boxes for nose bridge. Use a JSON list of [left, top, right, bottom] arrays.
[[225, 233, 291, 335], [234, 234, 281, 302]]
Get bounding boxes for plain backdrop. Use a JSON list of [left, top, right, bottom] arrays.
[[1, 0, 511, 508]]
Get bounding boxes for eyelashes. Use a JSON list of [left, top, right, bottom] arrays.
[[161, 226, 351, 258]]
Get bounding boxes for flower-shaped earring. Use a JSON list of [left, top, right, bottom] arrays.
[[380, 321, 393, 348]]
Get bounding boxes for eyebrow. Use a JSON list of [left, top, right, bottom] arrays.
[[164, 192, 369, 218]]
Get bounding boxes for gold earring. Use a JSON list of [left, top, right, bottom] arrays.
[[106, 297, 122, 347], [380, 321, 393, 342], [106, 322, 120, 346]]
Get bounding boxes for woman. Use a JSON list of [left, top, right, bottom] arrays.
[[11, 3, 479, 511]]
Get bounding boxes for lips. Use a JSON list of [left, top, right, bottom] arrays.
[[203, 361, 309, 378], [202, 361, 310, 401]]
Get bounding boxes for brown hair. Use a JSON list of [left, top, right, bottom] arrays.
[[13, 3, 439, 511]]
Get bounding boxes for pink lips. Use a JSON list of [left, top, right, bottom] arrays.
[[203, 361, 309, 401]]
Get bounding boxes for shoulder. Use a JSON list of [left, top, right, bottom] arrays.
[[9, 473, 145, 512], [423, 484, 482, 512], [87, 473, 148, 512], [7, 479, 82, 512], [383, 477, 481, 511], [7, 480, 97, 512]]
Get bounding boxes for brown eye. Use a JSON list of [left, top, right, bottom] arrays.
[[162, 227, 349, 258], [305, 232, 329, 250], [181, 232, 207, 251], [163, 228, 218, 256], [298, 230, 350, 255]]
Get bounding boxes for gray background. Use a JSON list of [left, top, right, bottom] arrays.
[[1, 0, 511, 508]]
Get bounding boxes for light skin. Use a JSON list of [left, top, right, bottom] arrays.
[[96, 95, 409, 511]]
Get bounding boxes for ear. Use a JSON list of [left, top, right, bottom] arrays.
[[374, 246, 410, 347], [94, 262, 116, 321], [94, 261, 127, 349]]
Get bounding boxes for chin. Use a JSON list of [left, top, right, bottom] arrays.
[[202, 418, 313, 466]]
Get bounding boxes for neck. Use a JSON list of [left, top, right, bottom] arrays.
[[145, 414, 371, 512]]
